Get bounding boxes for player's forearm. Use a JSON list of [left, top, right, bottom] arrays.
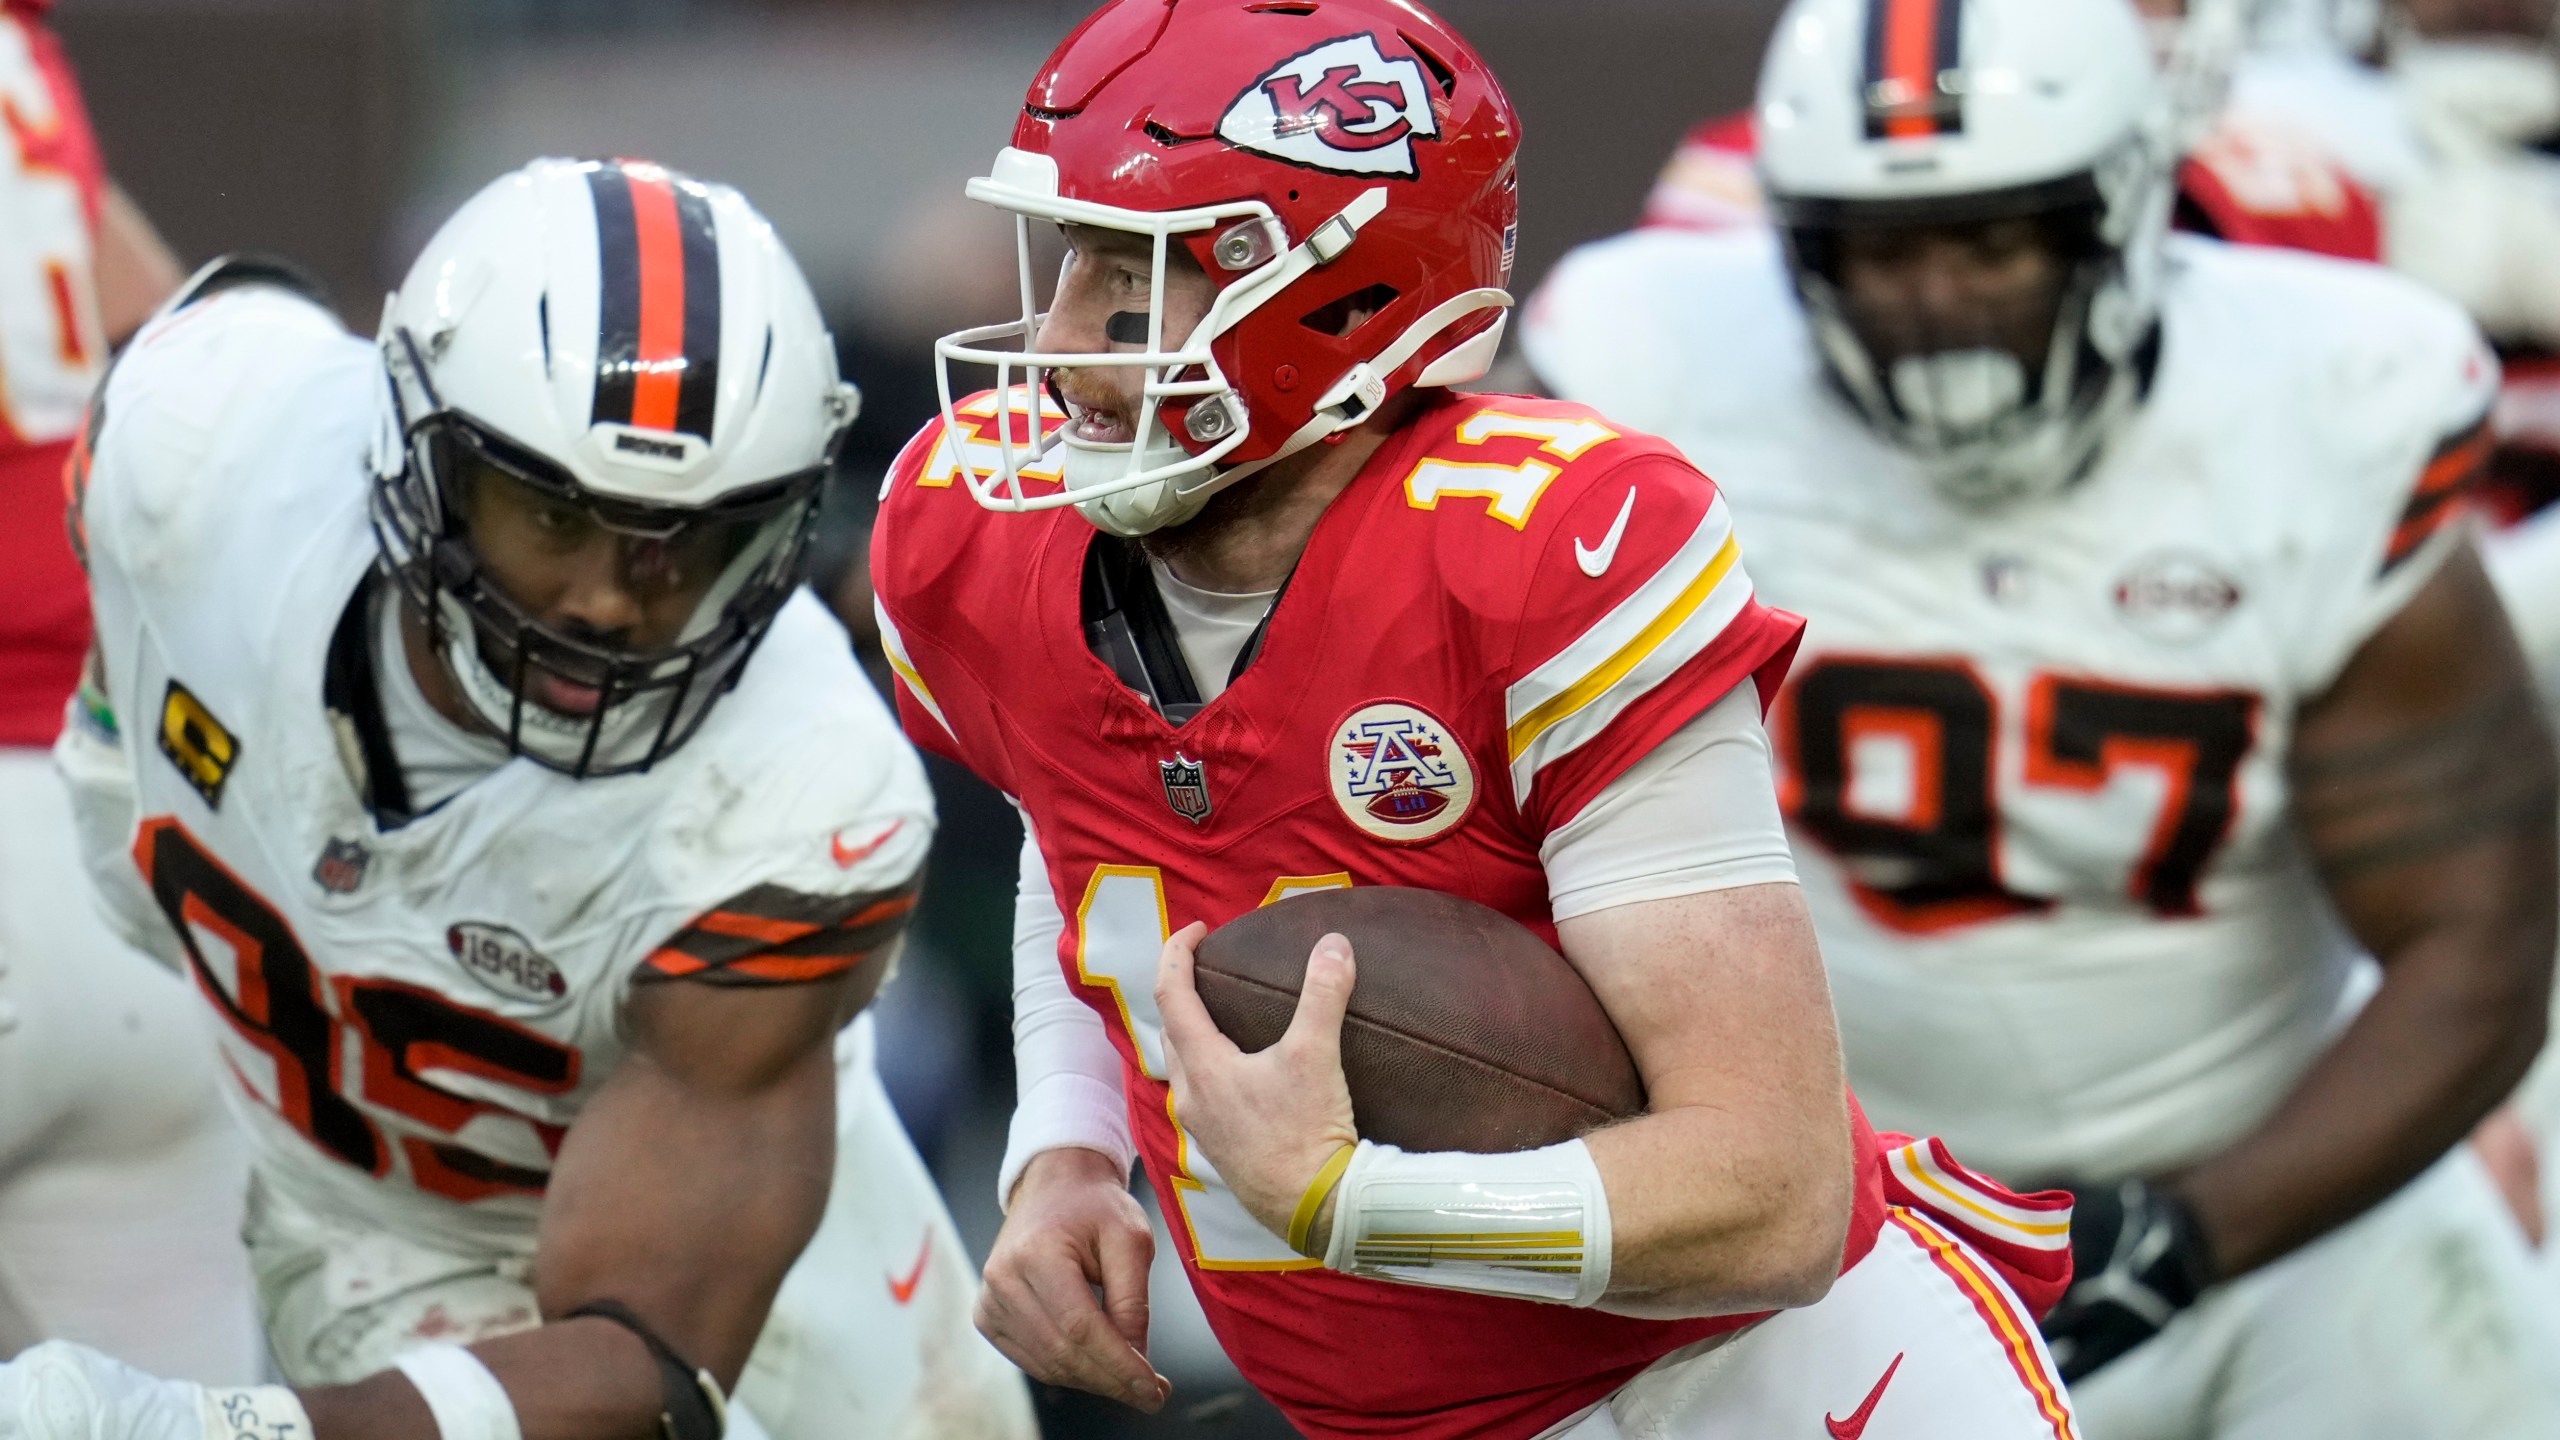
[[1581, 1089, 1856, 1318], [1003, 819, 1137, 1208], [297, 1319, 664, 1440], [2204, 544, 2560, 1276], [1291, 1098, 1854, 1318], [537, 1038, 838, 1383], [2175, 916, 2550, 1278], [1554, 884, 1857, 1317], [297, 1374, 437, 1440]]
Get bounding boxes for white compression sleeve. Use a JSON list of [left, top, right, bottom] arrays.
[[1541, 683, 1798, 923], [1320, 1139, 1614, 1308], [996, 811, 1136, 1211]]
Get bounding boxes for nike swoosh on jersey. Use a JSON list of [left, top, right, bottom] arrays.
[[832, 819, 905, 870], [887, 1231, 933, 1305], [1826, 1353, 1903, 1440], [1574, 486, 1639, 578]]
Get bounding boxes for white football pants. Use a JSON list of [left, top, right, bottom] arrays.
[[1545, 1207, 2081, 1439], [2071, 1145, 2560, 1440], [249, 1018, 1035, 1440], [0, 748, 259, 1381]]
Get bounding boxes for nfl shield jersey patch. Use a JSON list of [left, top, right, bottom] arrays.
[[312, 837, 370, 895], [1161, 753, 1213, 825]]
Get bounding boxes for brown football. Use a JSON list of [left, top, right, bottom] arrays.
[[1192, 886, 1645, 1154]]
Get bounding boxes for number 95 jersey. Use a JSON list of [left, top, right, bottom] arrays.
[[1526, 227, 2499, 1186], [67, 286, 934, 1258]]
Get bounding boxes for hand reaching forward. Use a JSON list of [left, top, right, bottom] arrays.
[[1153, 922, 1362, 1250], [975, 1147, 1171, 1413]]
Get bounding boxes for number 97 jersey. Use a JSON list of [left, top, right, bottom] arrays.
[[1527, 226, 2501, 1187]]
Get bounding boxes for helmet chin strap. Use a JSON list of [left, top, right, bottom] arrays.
[[1064, 412, 1331, 538], [1065, 432, 1217, 536]]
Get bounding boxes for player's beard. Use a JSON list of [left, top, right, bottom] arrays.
[[1135, 469, 1278, 571]]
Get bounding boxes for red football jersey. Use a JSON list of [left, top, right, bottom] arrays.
[[2175, 113, 2383, 263], [875, 390, 1883, 1437], [0, 3, 106, 746]]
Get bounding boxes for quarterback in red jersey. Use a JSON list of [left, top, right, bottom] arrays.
[[0, 0, 255, 1382], [873, 2, 2079, 1435]]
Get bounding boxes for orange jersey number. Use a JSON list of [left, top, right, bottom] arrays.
[[1775, 659, 2259, 934], [136, 818, 581, 1203]]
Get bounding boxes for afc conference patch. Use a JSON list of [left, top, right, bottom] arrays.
[[1329, 700, 1476, 844]]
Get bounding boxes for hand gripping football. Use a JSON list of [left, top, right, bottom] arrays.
[[1192, 887, 1645, 1154]]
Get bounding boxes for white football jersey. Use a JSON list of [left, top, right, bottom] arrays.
[[71, 286, 934, 1256], [1526, 229, 2495, 1183], [2222, 46, 2428, 200]]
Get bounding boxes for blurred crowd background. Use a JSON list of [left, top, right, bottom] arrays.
[[45, 1, 1795, 1433]]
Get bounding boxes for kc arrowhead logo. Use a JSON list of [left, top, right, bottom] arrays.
[[1220, 34, 1440, 178]]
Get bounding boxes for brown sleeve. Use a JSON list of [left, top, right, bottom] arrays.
[[2381, 410, 2492, 576], [637, 882, 918, 988]]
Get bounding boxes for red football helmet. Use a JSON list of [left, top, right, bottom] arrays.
[[936, 0, 1521, 535]]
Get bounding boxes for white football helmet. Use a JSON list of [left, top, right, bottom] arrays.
[[373, 157, 858, 776], [1757, 0, 2189, 505]]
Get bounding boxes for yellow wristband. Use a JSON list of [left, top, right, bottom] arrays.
[[1288, 1142, 1359, 1258]]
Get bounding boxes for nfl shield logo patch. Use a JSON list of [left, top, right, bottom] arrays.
[[313, 837, 371, 895], [1160, 753, 1213, 825]]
